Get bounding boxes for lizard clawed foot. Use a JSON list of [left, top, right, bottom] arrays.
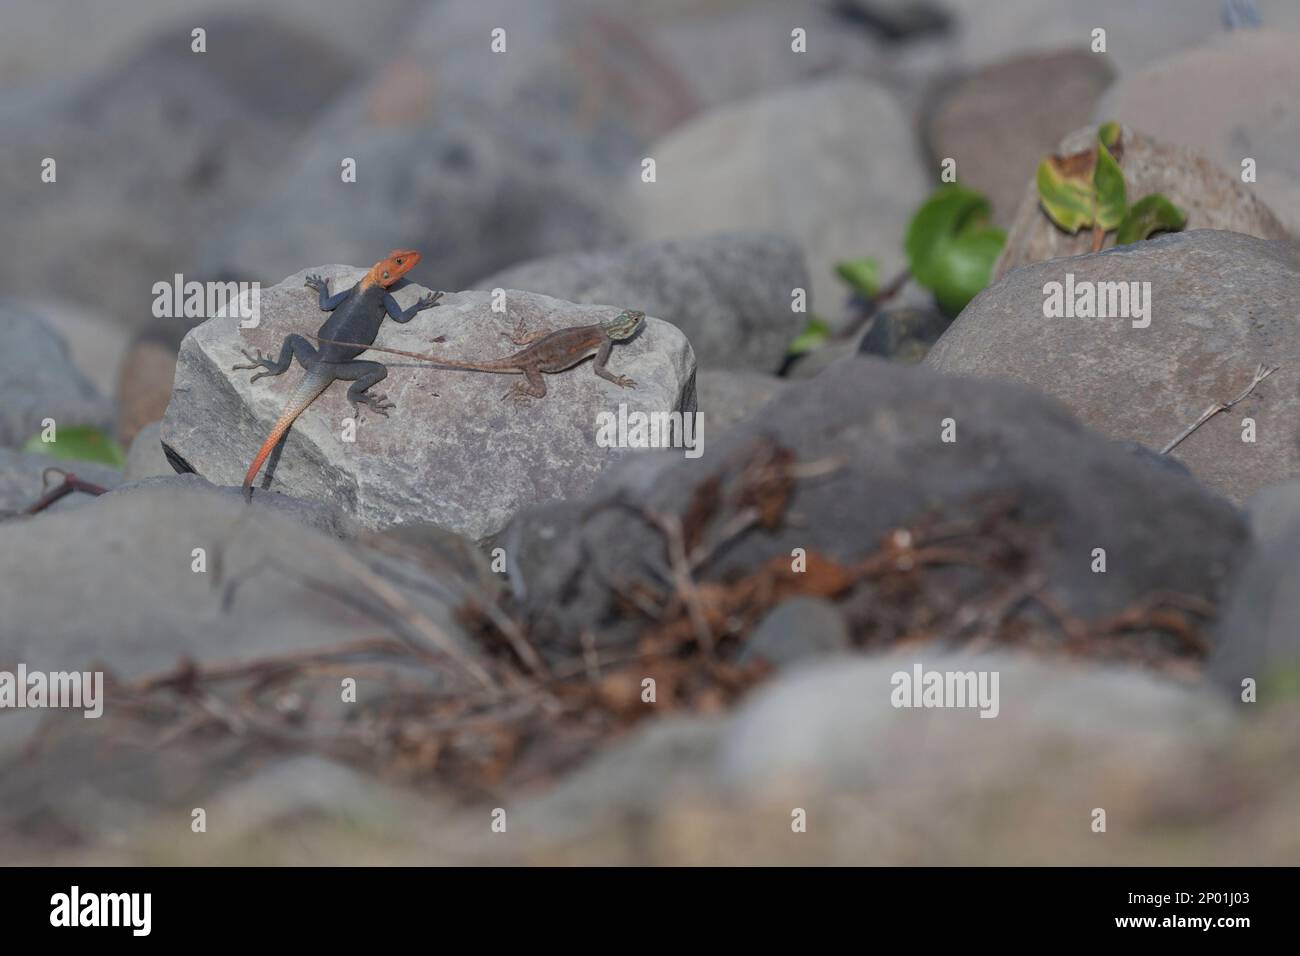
[[232, 348, 275, 380], [416, 291, 444, 311], [611, 375, 637, 389], [503, 318, 545, 347], [352, 392, 395, 418], [501, 386, 535, 407], [304, 274, 328, 294]]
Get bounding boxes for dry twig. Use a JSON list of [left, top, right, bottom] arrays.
[[1161, 363, 1279, 455]]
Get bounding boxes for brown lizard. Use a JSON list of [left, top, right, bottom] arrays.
[[312, 308, 645, 403]]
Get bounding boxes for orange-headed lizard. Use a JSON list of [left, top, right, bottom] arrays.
[[312, 309, 646, 404], [234, 249, 442, 492]]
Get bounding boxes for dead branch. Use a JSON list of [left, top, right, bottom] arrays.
[[1161, 362, 1279, 455]]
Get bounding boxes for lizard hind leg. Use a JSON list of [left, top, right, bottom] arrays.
[[501, 368, 548, 406], [502, 317, 548, 347], [334, 359, 395, 418], [233, 334, 317, 383]]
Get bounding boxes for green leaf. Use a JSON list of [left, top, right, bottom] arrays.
[[834, 258, 880, 299], [1093, 138, 1127, 231], [904, 185, 1005, 316], [927, 226, 1007, 316], [1036, 153, 1097, 234], [905, 186, 994, 287], [1115, 193, 1188, 245], [22, 425, 126, 468], [1098, 120, 1122, 150], [787, 316, 831, 356]]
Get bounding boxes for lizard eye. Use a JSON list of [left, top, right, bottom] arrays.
[[396, 258, 404, 265]]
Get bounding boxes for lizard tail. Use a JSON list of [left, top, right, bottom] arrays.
[[243, 366, 333, 490]]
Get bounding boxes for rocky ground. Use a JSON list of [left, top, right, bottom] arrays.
[[4, 0, 1300, 866]]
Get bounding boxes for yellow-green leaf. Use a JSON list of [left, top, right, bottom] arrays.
[[1036, 154, 1097, 234], [1093, 138, 1127, 231], [1116, 194, 1188, 245], [22, 425, 126, 468], [787, 316, 831, 356], [834, 258, 880, 299]]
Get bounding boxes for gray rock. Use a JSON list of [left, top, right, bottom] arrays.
[[992, 126, 1290, 281], [513, 718, 725, 848], [510, 649, 1238, 864], [1115, 439, 1193, 479], [721, 652, 1234, 794], [1240, 478, 1300, 553], [110, 474, 359, 540], [199, 0, 652, 293], [924, 50, 1115, 227], [634, 0, 900, 117], [927, 230, 1300, 504], [1211, 475, 1300, 694], [0, 476, 465, 678], [0, 0, 413, 93], [785, 286, 954, 378], [0, 14, 358, 325], [0, 303, 113, 448], [1210, 521, 1300, 697], [1096, 29, 1300, 234], [160, 266, 696, 538], [475, 234, 808, 373], [695, 369, 789, 436], [932, 0, 1238, 75], [621, 78, 929, 321], [122, 421, 172, 481], [738, 597, 851, 668], [857, 304, 952, 364], [117, 320, 188, 447], [193, 756, 418, 844], [0, 449, 121, 517], [503, 356, 1246, 654], [359, 521, 504, 607], [8, 298, 130, 399]]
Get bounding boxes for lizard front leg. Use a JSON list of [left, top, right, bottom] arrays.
[[306, 274, 349, 311], [591, 339, 636, 389], [232, 334, 318, 383], [385, 290, 443, 323], [334, 360, 395, 417]]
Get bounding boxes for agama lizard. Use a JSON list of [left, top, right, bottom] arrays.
[[312, 309, 646, 403], [234, 249, 442, 492]]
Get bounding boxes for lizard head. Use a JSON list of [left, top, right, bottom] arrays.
[[369, 249, 422, 288], [601, 309, 645, 340]]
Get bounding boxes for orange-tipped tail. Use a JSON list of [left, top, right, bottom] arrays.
[[243, 366, 333, 490]]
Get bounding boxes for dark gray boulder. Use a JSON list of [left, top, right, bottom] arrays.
[[927, 230, 1300, 504], [500, 356, 1247, 655]]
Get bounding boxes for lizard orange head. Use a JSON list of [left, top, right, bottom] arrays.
[[369, 249, 421, 288]]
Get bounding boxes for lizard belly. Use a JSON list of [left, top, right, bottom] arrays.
[[538, 345, 599, 374]]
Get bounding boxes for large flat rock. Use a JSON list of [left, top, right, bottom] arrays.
[[161, 265, 696, 538]]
